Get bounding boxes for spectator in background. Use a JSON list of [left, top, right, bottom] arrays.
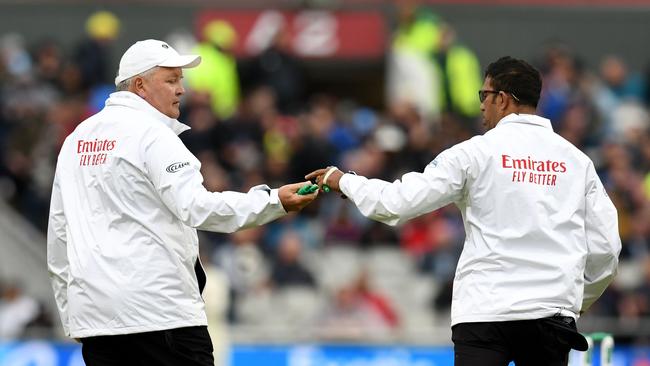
[[0, 282, 41, 340], [386, 2, 442, 124], [213, 228, 269, 323], [600, 55, 645, 103], [638, 257, 650, 317], [645, 61, 650, 107], [199, 249, 231, 366], [0, 34, 60, 230], [73, 11, 120, 91], [537, 45, 580, 126], [32, 39, 64, 91], [599, 142, 647, 260], [245, 23, 305, 115], [316, 281, 393, 341], [399, 210, 462, 278], [392, 1, 440, 58], [432, 23, 482, 122], [352, 270, 399, 329], [187, 20, 240, 120], [269, 230, 316, 289], [590, 55, 647, 140], [288, 95, 338, 183]]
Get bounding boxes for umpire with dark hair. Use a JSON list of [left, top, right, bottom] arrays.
[[307, 56, 621, 366]]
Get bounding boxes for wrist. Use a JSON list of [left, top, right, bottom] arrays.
[[323, 166, 339, 185]]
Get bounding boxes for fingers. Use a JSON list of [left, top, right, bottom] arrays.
[[279, 181, 320, 211], [305, 169, 328, 181], [288, 181, 312, 192], [289, 191, 318, 211], [281, 167, 343, 211]]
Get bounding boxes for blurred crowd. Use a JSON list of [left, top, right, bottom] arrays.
[[1, 4, 650, 344]]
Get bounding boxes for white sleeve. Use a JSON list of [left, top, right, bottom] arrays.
[[144, 128, 286, 233], [581, 163, 621, 312], [46, 167, 70, 336], [339, 145, 470, 226]]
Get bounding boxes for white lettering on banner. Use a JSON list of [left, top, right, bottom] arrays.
[[244, 10, 286, 55], [293, 11, 338, 56], [198, 10, 385, 58], [287, 346, 435, 366]]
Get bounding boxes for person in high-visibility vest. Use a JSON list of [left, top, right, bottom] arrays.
[[186, 20, 240, 119], [432, 24, 482, 120], [387, 4, 443, 123]]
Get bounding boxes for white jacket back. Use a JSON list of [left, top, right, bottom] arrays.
[[339, 113, 621, 325]]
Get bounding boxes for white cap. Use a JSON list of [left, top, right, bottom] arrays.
[[114, 39, 201, 86]]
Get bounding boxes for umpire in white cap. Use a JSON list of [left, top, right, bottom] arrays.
[[47, 39, 317, 365]]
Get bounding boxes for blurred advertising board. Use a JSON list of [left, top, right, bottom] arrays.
[[195, 10, 386, 59], [2, 342, 650, 365]]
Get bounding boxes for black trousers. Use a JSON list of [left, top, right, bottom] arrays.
[[452, 317, 579, 366], [81, 326, 214, 366]]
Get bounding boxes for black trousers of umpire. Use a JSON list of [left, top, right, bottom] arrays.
[[81, 326, 214, 366], [452, 317, 582, 366]]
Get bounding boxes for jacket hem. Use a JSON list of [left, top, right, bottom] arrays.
[[451, 310, 577, 326], [70, 318, 208, 338]]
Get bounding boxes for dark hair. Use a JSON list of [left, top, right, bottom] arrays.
[[484, 56, 542, 108]]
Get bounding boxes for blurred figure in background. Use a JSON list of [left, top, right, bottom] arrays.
[[244, 22, 305, 115], [269, 230, 316, 289], [352, 270, 399, 330], [386, 1, 442, 124], [431, 23, 482, 123], [73, 11, 120, 97], [213, 228, 269, 323], [187, 20, 240, 120], [600, 55, 645, 103], [316, 280, 394, 341], [288, 95, 338, 182], [199, 249, 231, 366], [0, 34, 60, 230], [0, 281, 42, 340]]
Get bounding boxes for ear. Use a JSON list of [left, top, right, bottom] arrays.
[[132, 76, 147, 99], [498, 91, 509, 112]]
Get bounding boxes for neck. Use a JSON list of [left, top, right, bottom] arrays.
[[509, 105, 537, 115], [503, 105, 537, 117]]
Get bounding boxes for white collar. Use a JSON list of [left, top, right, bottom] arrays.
[[104, 91, 191, 136], [496, 113, 553, 131]]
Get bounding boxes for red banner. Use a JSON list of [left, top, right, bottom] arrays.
[[196, 10, 387, 59]]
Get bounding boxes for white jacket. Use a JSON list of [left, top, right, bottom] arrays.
[[47, 92, 287, 338], [340, 113, 621, 326]]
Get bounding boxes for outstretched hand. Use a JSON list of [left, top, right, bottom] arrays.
[[305, 167, 344, 193], [278, 181, 318, 212]]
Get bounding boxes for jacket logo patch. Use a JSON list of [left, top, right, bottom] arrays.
[[501, 154, 566, 186], [77, 138, 116, 166], [166, 162, 190, 173]]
